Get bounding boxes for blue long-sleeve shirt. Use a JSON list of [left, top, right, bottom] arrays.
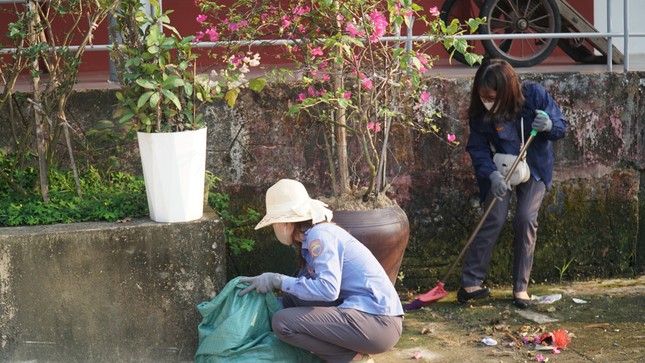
[[280, 223, 404, 316], [466, 81, 567, 201]]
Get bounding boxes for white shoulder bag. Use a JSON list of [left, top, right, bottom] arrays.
[[492, 118, 530, 186]]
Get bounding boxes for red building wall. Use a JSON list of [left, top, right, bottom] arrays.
[[0, 0, 594, 74]]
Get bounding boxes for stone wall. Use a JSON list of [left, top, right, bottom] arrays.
[[1, 71, 643, 292], [0, 209, 225, 362], [201, 71, 645, 289]]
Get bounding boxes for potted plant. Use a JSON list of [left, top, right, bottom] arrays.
[[196, 0, 483, 281], [109, 0, 263, 223]]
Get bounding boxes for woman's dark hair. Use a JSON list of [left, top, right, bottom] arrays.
[[468, 58, 524, 123], [291, 220, 314, 268]]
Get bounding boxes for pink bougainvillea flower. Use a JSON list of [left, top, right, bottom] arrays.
[[429, 6, 440, 17], [318, 60, 329, 70], [193, 31, 205, 42], [420, 91, 430, 103], [297, 93, 307, 102], [322, 73, 331, 81], [362, 79, 373, 90], [522, 336, 531, 344], [205, 28, 219, 42], [281, 15, 292, 28], [308, 86, 316, 96], [394, 2, 402, 15], [310, 46, 323, 56], [447, 134, 456, 143], [420, 66, 428, 73], [228, 21, 248, 31], [343, 91, 352, 99], [368, 122, 381, 132], [535, 354, 547, 362], [292, 5, 310, 16], [417, 53, 429, 65], [345, 22, 365, 38], [336, 14, 344, 22], [552, 348, 561, 354], [196, 14, 207, 23], [230, 54, 244, 67], [369, 10, 387, 42]]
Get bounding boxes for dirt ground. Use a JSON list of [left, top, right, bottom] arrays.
[[374, 276, 645, 362]]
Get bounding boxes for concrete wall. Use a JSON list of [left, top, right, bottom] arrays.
[[0, 71, 643, 291], [0, 209, 226, 363]]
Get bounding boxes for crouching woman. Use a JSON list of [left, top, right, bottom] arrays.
[[239, 179, 404, 363]]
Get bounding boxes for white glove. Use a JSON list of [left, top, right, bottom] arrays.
[[238, 272, 284, 296]]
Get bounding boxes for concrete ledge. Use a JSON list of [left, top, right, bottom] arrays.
[[0, 209, 225, 363]]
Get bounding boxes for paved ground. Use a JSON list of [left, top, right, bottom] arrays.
[[374, 276, 645, 362]]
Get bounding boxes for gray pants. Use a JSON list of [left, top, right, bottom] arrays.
[[461, 177, 546, 293], [272, 293, 403, 363]]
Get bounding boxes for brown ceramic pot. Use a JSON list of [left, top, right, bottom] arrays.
[[332, 205, 409, 284]]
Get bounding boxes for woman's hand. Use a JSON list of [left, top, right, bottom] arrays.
[[532, 110, 552, 132], [489, 171, 511, 200], [238, 273, 284, 296]]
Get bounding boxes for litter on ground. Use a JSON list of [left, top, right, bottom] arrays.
[[531, 294, 562, 304]]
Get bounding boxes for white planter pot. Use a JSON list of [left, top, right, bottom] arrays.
[[137, 128, 207, 223]]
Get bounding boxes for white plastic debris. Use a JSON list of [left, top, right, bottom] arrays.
[[572, 298, 588, 304], [531, 294, 562, 304], [481, 336, 498, 346]]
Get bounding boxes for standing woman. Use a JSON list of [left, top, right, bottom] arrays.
[[459, 59, 567, 309], [239, 179, 404, 363]]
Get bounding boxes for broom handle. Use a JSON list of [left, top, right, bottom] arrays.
[[440, 130, 538, 283]]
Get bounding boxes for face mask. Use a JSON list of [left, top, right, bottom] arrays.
[[481, 98, 494, 111], [273, 223, 294, 246]]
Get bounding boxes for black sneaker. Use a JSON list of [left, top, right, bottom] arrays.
[[457, 287, 491, 303]]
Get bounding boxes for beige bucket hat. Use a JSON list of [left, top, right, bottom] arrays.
[[255, 179, 333, 230]]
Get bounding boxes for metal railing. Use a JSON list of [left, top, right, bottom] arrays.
[[0, 0, 642, 72]]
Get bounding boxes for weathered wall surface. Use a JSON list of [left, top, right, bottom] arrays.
[[1, 71, 643, 292], [200, 71, 645, 290], [0, 210, 225, 362]]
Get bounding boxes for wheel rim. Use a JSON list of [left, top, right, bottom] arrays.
[[481, 0, 560, 65]]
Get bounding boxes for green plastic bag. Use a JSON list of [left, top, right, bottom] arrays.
[[195, 276, 323, 363]]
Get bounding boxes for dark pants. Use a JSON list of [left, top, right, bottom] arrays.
[[461, 177, 546, 293], [272, 293, 403, 363]]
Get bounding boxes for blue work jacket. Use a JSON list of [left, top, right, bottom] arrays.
[[466, 81, 567, 202]]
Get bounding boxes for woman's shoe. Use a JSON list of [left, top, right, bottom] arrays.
[[457, 287, 491, 303], [513, 298, 532, 309]]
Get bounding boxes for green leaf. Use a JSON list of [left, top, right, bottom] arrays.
[[135, 79, 157, 89], [149, 92, 161, 107], [147, 45, 159, 54], [137, 91, 154, 108], [118, 112, 135, 124], [184, 82, 193, 97], [225, 89, 239, 108], [249, 78, 266, 93], [162, 76, 184, 89], [162, 89, 182, 110]]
